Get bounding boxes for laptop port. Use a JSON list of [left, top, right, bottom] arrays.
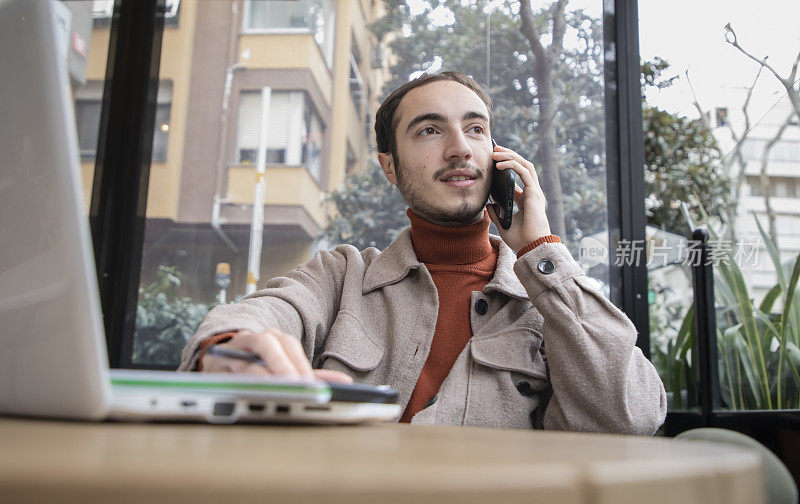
[[180, 400, 197, 408], [304, 405, 331, 412], [275, 404, 290, 414], [213, 402, 236, 416], [247, 403, 266, 413]]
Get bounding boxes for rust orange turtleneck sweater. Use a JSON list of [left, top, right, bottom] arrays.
[[399, 208, 498, 422]]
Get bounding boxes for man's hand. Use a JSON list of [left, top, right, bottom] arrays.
[[486, 144, 552, 253], [200, 329, 353, 384]]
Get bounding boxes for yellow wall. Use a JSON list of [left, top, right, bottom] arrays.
[[238, 34, 333, 106], [225, 165, 326, 225], [145, 1, 198, 221], [80, 1, 385, 227], [327, 0, 355, 192], [80, 2, 199, 221]]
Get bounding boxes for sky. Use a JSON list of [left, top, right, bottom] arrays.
[[637, 0, 800, 121]]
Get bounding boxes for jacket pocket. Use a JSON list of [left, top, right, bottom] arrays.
[[471, 329, 548, 384], [318, 311, 384, 372], [465, 329, 550, 428]]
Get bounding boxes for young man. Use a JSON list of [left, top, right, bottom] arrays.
[[180, 72, 666, 433]]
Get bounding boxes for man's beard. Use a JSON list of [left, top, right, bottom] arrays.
[[394, 152, 489, 226]]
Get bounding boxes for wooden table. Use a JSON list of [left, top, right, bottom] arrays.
[[0, 417, 763, 504]]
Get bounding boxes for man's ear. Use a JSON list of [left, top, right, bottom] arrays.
[[378, 152, 397, 186]]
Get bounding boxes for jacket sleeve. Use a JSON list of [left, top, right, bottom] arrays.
[[513, 242, 667, 435], [178, 246, 356, 371]]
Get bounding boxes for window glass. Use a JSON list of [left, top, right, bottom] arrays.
[[54, 1, 111, 213], [126, 0, 611, 368], [244, 0, 335, 67], [640, 0, 800, 411], [74, 79, 172, 163]]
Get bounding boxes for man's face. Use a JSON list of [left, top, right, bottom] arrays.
[[378, 80, 493, 226]]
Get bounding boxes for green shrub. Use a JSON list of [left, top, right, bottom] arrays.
[[133, 265, 210, 367]]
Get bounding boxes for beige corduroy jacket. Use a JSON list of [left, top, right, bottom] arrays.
[[180, 230, 667, 434]]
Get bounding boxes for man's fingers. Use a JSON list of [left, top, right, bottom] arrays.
[[313, 369, 354, 384], [274, 332, 314, 378], [513, 186, 525, 205], [494, 159, 536, 190], [201, 353, 267, 375], [492, 147, 541, 189], [252, 332, 301, 378]]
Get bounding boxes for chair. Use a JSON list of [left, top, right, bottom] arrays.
[[675, 427, 798, 504]]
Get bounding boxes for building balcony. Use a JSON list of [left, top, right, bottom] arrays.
[[223, 163, 327, 237], [238, 33, 332, 105]]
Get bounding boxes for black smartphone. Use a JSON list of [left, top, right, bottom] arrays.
[[328, 383, 399, 404], [489, 139, 514, 230]]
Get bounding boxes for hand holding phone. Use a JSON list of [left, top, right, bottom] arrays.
[[489, 139, 515, 230]]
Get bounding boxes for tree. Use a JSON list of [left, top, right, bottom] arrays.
[[322, 163, 409, 250], [326, 2, 731, 255], [641, 59, 732, 237], [370, 0, 607, 246], [723, 24, 800, 247], [134, 265, 210, 367]]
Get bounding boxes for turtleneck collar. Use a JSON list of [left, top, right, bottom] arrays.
[[407, 208, 494, 265]]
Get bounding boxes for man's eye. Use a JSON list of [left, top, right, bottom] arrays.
[[419, 126, 437, 136], [470, 126, 485, 134]]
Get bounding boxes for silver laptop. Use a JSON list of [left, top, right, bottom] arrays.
[[0, 0, 400, 424]]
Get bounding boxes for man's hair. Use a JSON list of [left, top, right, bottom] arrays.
[[374, 71, 494, 157]]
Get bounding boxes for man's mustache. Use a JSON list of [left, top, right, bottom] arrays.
[[432, 161, 485, 181]]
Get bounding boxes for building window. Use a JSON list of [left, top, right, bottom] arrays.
[[746, 175, 800, 198], [74, 80, 172, 162], [236, 90, 324, 182], [715, 107, 728, 128], [303, 103, 324, 181], [92, 0, 181, 25], [74, 81, 103, 159], [349, 54, 365, 114], [243, 0, 335, 68], [152, 84, 173, 163]]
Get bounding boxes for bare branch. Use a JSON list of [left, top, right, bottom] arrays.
[[519, 0, 545, 63], [791, 48, 800, 83], [724, 23, 790, 88], [742, 65, 764, 133], [685, 69, 710, 130], [758, 110, 795, 247]]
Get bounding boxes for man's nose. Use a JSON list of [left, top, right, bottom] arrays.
[[443, 130, 472, 161]]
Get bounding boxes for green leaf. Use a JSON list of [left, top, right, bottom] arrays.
[[753, 212, 787, 290], [759, 284, 783, 313], [731, 331, 763, 408], [777, 252, 800, 407]]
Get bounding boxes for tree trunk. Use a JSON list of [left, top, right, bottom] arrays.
[[519, 0, 568, 239], [534, 55, 565, 238]]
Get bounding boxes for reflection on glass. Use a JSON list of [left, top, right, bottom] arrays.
[[58, 1, 110, 213], [640, 0, 800, 410], [127, 0, 610, 368]]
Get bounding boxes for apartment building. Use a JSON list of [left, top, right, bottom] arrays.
[[714, 94, 800, 301], [71, 0, 388, 301]]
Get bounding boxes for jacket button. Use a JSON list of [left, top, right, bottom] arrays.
[[475, 298, 488, 315], [516, 381, 533, 396], [423, 395, 438, 408], [537, 259, 555, 274]]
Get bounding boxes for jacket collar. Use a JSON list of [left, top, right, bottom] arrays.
[[483, 236, 528, 300], [362, 228, 528, 301]]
